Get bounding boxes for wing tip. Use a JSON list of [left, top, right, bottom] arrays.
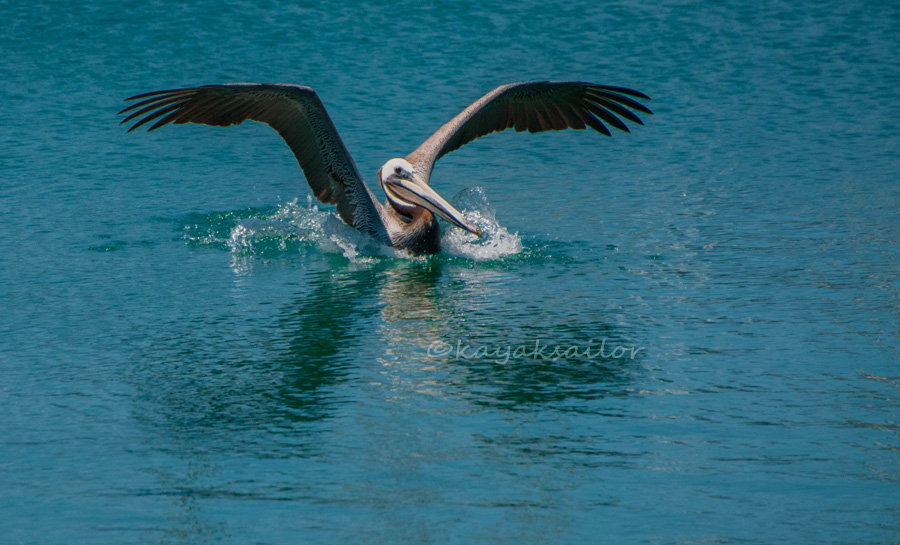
[[599, 85, 652, 102]]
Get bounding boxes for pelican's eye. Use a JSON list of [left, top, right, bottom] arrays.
[[394, 166, 403, 175]]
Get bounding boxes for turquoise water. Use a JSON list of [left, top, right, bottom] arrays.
[[2, 1, 899, 543]]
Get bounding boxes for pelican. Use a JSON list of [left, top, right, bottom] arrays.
[[119, 81, 651, 254]]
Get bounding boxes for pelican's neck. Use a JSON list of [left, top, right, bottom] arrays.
[[382, 205, 441, 255]]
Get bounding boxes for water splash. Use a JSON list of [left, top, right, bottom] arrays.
[[182, 189, 521, 263], [442, 187, 523, 260]]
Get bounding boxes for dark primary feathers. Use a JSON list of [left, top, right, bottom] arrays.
[[118, 83, 390, 244], [405, 81, 652, 182]]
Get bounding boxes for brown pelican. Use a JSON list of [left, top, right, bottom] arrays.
[[119, 81, 651, 254]]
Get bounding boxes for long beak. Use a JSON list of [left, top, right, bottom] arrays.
[[386, 175, 482, 237]]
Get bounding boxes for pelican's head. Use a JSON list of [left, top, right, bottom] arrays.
[[379, 158, 482, 237]]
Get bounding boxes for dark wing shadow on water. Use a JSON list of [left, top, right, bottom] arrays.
[[128, 259, 436, 458], [263, 263, 386, 422]]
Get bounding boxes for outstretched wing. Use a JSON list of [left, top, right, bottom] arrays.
[[405, 81, 652, 183], [119, 83, 390, 244]]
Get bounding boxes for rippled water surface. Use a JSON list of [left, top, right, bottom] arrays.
[[2, 1, 899, 543]]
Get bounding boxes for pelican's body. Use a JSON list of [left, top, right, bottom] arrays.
[[120, 81, 651, 254]]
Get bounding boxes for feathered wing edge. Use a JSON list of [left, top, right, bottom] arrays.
[[119, 83, 391, 244], [405, 81, 652, 182]]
